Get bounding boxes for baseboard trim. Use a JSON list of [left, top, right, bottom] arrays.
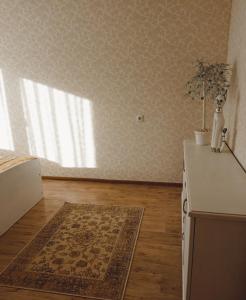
[[42, 176, 182, 187]]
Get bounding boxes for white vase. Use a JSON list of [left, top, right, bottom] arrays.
[[194, 130, 209, 145], [211, 108, 225, 152]]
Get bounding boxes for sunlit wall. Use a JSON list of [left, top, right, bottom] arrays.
[[0, 70, 14, 151], [0, 1, 231, 181], [20, 79, 96, 168]]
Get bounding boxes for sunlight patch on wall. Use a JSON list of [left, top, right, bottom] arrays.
[[20, 79, 96, 168], [0, 70, 14, 151]]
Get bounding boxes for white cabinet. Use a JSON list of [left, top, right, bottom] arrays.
[[182, 140, 246, 300]]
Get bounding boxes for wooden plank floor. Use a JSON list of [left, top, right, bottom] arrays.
[[0, 179, 182, 300]]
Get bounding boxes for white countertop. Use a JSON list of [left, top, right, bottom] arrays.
[[184, 140, 246, 216]]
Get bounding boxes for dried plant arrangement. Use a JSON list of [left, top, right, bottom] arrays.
[[185, 60, 231, 145], [185, 60, 231, 129]]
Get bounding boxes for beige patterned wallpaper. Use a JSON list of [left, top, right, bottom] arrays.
[[225, 0, 246, 170], [0, 0, 231, 182]]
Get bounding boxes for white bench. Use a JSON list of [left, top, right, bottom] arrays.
[[0, 158, 43, 235]]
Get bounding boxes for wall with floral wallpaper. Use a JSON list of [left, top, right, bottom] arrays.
[[225, 0, 246, 170], [0, 0, 231, 182]]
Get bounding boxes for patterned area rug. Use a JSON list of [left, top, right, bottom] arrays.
[[0, 202, 144, 300]]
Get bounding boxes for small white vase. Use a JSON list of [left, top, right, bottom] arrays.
[[194, 130, 209, 146]]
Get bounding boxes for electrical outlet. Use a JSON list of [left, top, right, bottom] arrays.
[[136, 115, 144, 122]]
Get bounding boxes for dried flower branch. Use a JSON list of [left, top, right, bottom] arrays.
[[185, 60, 232, 104]]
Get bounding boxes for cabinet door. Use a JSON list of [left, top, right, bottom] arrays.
[[182, 171, 190, 300], [182, 198, 190, 300], [182, 171, 187, 240], [190, 217, 246, 300]]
